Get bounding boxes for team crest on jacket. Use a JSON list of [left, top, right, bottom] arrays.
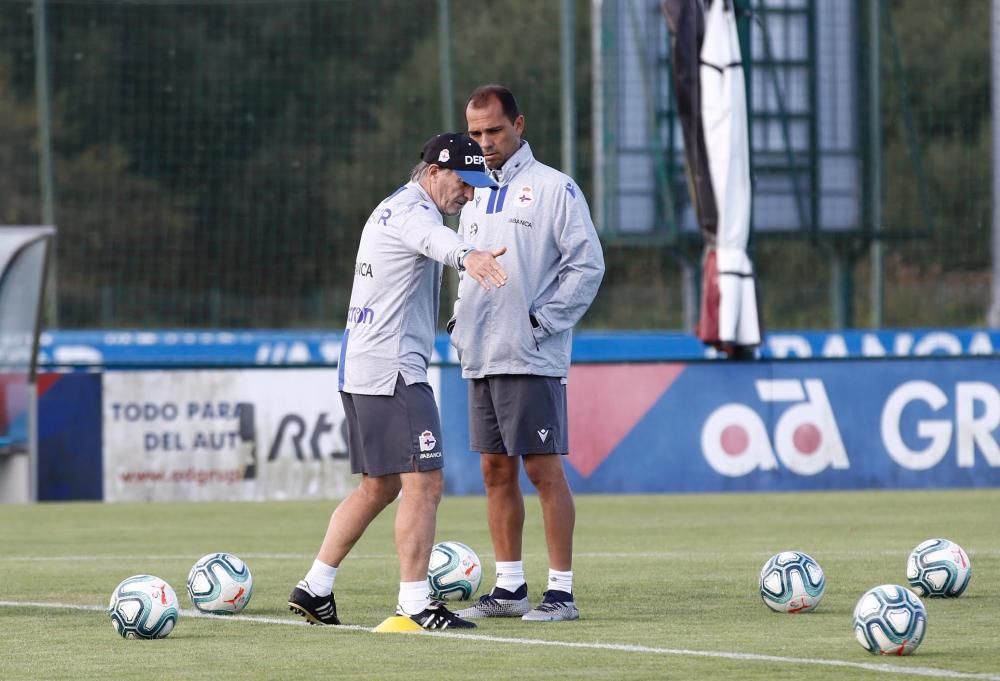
[[515, 185, 534, 207], [419, 430, 438, 452]]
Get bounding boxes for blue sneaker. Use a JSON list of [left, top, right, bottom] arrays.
[[521, 589, 579, 621]]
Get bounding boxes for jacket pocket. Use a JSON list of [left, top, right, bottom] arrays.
[[528, 313, 540, 351]]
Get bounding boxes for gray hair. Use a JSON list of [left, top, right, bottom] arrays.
[[410, 161, 431, 183]]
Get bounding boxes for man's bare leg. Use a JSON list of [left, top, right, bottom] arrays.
[[289, 474, 401, 625], [523, 455, 574, 572], [453, 453, 531, 619], [521, 454, 579, 620], [480, 452, 525, 562], [395, 468, 443, 581], [317, 474, 401, 567]]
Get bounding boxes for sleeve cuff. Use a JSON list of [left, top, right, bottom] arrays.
[[456, 246, 474, 271]]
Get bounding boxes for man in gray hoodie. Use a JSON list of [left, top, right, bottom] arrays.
[[450, 85, 605, 622], [288, 133, 507, 631]]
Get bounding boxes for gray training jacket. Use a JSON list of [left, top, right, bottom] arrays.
[[339, 181, 473, 396], [449, 142, 605, 379]]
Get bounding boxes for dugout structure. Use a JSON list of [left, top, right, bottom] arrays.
[[0, 226, 55, 503]]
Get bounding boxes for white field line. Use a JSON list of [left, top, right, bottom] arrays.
[[2, 549, 1000, 563], [0, 600, 998, 681], [0, 600, 369, 633]]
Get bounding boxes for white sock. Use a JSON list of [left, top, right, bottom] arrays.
[[547, 568, 573, 595], [304, 559, 337, 597], [495, 560, 526, 593], [398, 580, 431, 616]]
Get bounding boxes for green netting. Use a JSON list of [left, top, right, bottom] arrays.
[[0, 0, 992, 330], [0, 0, 589, 328]]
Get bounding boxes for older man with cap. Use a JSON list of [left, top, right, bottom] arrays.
[[288, 133, 506, 630]]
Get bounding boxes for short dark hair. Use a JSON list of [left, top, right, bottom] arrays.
[[467, 84, 520, 123]]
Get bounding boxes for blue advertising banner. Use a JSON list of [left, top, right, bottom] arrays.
[[38, 327, 999, 367], [37, 373, 103, 500], [34, 356, 1000, 499], [440, 357, 1000, 494]]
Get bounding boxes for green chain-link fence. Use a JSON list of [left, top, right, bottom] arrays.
[[0, 0, 991, 331]]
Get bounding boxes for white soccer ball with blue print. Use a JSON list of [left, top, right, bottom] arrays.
[[428, 541, 482, 601], [853, 584, 927, 655], [759, 551, 825, 613], [108, 574, 179, 639], [186, 552, 254, 614], [906, 538, 971, 598]]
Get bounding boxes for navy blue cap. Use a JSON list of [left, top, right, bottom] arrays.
[[421, 133, 498, 188]]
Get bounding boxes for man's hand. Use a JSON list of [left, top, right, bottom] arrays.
[[463, 246, 508, 289]]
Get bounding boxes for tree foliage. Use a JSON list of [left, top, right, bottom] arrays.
[[0, 0, 990, 329]]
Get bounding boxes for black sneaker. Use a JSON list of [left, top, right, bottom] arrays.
[[455, 584, 531, 618], [398, 600, 476, 630], [521, 589, 580, 621], [288, 580, 341, 625]]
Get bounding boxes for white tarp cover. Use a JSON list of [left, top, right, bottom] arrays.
[[698, 0, 760, 349]]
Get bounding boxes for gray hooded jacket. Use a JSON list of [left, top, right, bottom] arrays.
[[449, 142, 605, 378]]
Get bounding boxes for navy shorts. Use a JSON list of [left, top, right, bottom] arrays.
[[468, 375, 568, 456], [341, 375, 444, 477]]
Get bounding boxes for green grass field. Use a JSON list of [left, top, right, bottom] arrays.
[[1, 490, 998, 680]]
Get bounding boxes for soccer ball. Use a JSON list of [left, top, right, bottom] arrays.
[[428, 541, 482, 601], [906, 538, 971, 598], [853, 584, 927, 655], [759, 551, 825, 613], [186, 552, 254, 614], [108, 575, 179, 639]]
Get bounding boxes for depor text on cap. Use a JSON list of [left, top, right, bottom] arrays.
[[420, 133, 497, 188]]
